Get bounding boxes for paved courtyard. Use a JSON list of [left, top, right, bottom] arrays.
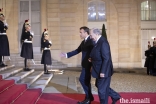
[[43, 67, 156, 94]]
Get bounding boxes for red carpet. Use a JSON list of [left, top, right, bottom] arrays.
[[0, 84, 27, 104], [0, 75, 2, 80], [36, 93, 156, 104], [13, 88, 42, 104], [0, 77, 156, 104], [0, 80, 14, 93]]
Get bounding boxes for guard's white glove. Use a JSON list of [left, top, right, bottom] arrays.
[[49, 41, 52, 44], [3, 20, 8, 26], [24, 39, 28, 42], [30, 31, 34, 36]]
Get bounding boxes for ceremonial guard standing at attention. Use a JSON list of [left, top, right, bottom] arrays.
[[20, 20, 34, 71], [149, 38, 156, 75], [144, 41, 151, 75], [0, 8, 10, 67], [41, 29, 52, 74]]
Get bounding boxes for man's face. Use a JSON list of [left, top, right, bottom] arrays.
[[26, 25, 31, 31], [45, 34, 49, 40], [79, 29, 87, 39], [90, 30, 96, 41]]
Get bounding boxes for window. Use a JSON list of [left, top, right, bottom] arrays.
[[19, 0, 41, 53], [88, 1, 106, 21], [141, 0, 156, 20]]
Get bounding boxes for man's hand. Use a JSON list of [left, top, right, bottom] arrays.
[[100, 73, 105, 78], [88, 58, 92, 62], [60, 53, 66, 58]]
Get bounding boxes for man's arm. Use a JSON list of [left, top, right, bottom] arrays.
[[67, 42, 82, 58], [61, 42, 82, 58]]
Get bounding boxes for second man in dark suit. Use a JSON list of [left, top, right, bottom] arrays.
[[89, 28, 120, 104]]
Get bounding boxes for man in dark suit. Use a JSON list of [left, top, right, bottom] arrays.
[[89, 28, 120, 104], [61, 26, 94, 104]]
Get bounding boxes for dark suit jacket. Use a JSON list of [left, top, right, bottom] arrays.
[[0, 20, 8, 33], [67, 36, 94, 68], [149, 47, 156, 69], [90, 36, 113, 78]]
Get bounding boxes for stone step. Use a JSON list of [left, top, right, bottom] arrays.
[[0, 68, 23, 79], [29, 73, 53, 91], [5, 58, 58, 63], [6, 69, 34, 83], [30, 64, 67, 69], [14, 60, 60, 65], [18, 71, 44, 87], [3, 54, 67, 69], [0, 65, 15, 72], [11, 61, 67, 69]]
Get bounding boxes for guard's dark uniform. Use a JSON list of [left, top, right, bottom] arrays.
[[41, 29, 52, 74], [20, 31, 33, 59], [144, 49, 150, 75], [149, 46, 156, 75], [0, 10, 10, 67], [41, 40, 52, 65], [20, 20, 33, 71]]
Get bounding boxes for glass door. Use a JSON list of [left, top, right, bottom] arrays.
[[19, 0, 41, 53]]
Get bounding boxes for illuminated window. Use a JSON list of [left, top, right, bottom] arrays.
[[141, 0, 156, 20], [88, 1, 106, 21]]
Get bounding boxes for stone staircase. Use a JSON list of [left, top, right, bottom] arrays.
[[0, 53, 68, 103], [0, 65, 53, 91], [3, 53, 67, 69]]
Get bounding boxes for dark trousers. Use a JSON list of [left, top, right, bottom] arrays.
[[79, 67, 93, 100], [0, 55, 2, 64], [44, 64, 47, 72], [147, 67, 150, 75], [95, 77, 120, 104], [24, 58, 27, 68]]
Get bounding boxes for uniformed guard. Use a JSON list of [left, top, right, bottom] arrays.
[[149, 38, 156, 75], [144, 41, 151, 75], [0, 8, 10, 67], [41, 29, 52, 74], [20, 19, 34, 71], [153, 38, 156, 75]]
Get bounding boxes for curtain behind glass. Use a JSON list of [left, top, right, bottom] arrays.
[[88, 1, 106, 21], [150, 1, 156, 20], [31, 0, 41, 47], [97, 1, 105, 21], [88, 2, 96, 21]]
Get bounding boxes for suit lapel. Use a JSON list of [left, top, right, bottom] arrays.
[[94, 36, 102, 47]]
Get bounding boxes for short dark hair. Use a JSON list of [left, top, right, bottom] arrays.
[[80, 26, 90, 35]]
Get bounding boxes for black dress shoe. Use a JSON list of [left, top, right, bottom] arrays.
[[44, 72, 50, 74], [23, 68, 31, 71], [2, 63, 7, 66], [77, 99, 91, 104], [112, 97, 120, 104], [0, 63, 7, 67]]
